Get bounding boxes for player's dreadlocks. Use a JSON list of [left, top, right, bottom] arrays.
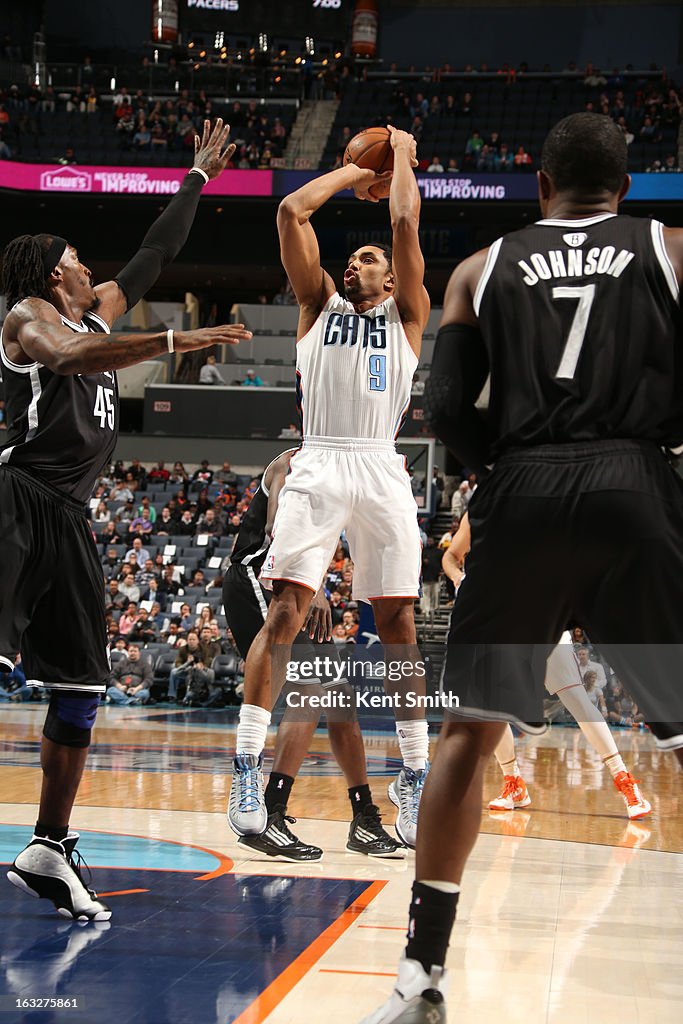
[[1, 234, 59, 310]]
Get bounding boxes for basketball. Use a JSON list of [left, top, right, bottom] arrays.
[[344, 126, 394, 199]]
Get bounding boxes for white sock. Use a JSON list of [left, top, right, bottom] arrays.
[[602, 751, 628, 779], [499, 757, 521, 778], [419, 880, 460, 894], [396, 720, 429, 771], [494, 724, 517, 771], [236, 704, 271, 756]]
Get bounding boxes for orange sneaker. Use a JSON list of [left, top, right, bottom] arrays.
[[613, 771, 651, 820], [488, 775, 531, 811]]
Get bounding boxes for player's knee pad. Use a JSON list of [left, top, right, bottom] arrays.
[[43, 693, 100, 749]]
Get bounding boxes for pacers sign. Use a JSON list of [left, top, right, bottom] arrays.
[[186, 0, 240, 9]]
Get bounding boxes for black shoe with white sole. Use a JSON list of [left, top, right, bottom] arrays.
[[347, 805, 405, 859], [237, 809, 323, 862], [7, 833, 111, 921]]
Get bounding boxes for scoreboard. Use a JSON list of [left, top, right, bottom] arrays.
[[180, 0, 348, 40]]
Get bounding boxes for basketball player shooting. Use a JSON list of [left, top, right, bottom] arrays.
[[228, 126, 432, 848], [361, 112, 683, 1023], [0, 118, 251, 922]]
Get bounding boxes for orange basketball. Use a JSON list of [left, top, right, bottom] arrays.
[[344, 126, 394, 199]]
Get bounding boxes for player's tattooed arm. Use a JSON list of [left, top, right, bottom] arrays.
[[9, 298, 251, 374], [387, 126, 430, 351]]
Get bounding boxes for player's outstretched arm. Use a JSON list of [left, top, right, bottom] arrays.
[[424, 252, 492, 472], [387, 126, 430, 350], [93, 118, 236, 326], [13, 298, 251, 374], [277, 164, 388, 317]]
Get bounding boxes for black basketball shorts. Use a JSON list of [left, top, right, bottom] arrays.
[[442, 440, 683, 733], [0, 465, 110, 693]]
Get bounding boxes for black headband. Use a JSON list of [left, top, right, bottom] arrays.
[[40, 236, 68, 276]]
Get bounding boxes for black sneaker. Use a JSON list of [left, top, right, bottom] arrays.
[[7, 833, 111, 921], [347, 805, 406, 859], [237, 808, 323, 862]]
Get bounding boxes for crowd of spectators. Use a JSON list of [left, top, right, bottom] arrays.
[[0, 79, 291, 168]]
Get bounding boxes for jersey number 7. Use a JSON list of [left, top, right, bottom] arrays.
[[552, 284, 596, 380]]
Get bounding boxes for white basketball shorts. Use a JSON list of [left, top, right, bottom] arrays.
[[259, 437, 422, 603]]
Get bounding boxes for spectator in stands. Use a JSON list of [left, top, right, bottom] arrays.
[[178, 509, 196, 536], [118, 602, 140, 638], [663, 155, 680, 172], [451, 480, 469, 519], [215, 461, 238, 487], [106, 644, 152, 705], [129, 507, 154, 536], [66, 86, 85, 113], [225, 512, 243, 538], [513, 145, 533, 168], [446, 157, 460, 173], [199, 624, 222, 664], [420, 536, 443, 626], [583, 671, 608, 714], [111, 479, 134, 503], [103, 520, 124, 547], [136, 495, 156, 523], [92, 500, 110, 524], [191, 569, 207, 590], [105, 579, 128, 614], [126, 536, 150, 568], [576, 647, 607, 689], [148, 461, 170, 483], [192, 459, 214, 488], [150, 602, 167, 634], [242, 369, 264, 387], [177, 603, 194, 632], [132, 114, 151, 151], [167, 631, 202, 701], [85, 88, 98, 115], [583, 63, 607, 88], [135, 558, 158, 599], [495, 143, 514, 171], [158, 566, 181, 609], [196, 507, 224, 537], [169, 461, 189, 486], [41, 86, 56, 113], [476, 144, 494, 171], [199, 355, 223, 385], [439, 519, 460, 550], [464, 130, 483, 165], [128, 608, 159, 646], [155, 507, 176, 535], [639, 116, 661, 142], [427, 155, 444, 173], [341, 609, 359, 640]]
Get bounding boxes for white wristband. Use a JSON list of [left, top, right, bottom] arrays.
[[167, 329, 174, 353], [190, 166, 209, 185]]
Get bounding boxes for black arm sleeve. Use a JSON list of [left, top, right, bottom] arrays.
[[114, 171, 204, 310], [424, 323, 492, 474]]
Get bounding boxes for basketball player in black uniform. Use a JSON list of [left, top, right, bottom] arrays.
[[361, 112, 683, 1023], [224, 448, 402, 860], [0, 118, 251, 922]]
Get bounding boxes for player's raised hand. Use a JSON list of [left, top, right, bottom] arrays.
[[387, 125, 418, 167], [193, 118, 236, 179], [352, 166, 393, 203], [173, 324, 253, 352]]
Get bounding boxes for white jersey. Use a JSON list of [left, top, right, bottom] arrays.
[[296, 292, 418, 441]]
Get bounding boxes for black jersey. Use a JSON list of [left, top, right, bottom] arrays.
[[230, 479, 270, 573], [0, 308, 118, 503], [230, 449, 300, 573], [476, 213, 683, 457]]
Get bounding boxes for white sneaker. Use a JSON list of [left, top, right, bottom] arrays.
[[7, 833, 111, 921], [388, 764, 429, 848], [228, 753, 267, 835], [360, 957, 447, 1023], [488, 775, 531, 811]]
